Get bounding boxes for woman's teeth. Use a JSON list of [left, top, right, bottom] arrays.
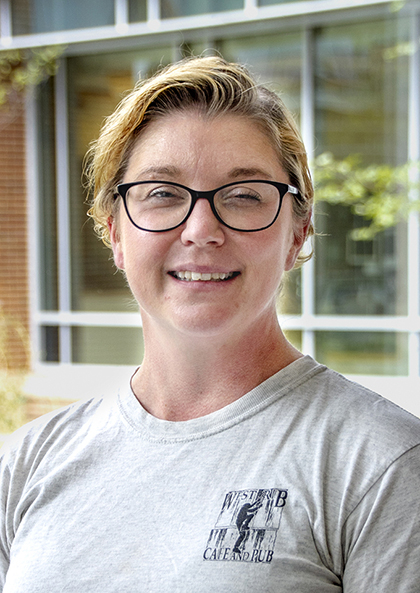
[[173, 271, 235, 281]]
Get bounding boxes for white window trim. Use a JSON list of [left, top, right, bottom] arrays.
[[115, 0, 129, 31], [407, 12, 420, 378], [300, 27, 315, 357], [0, 0, 406, 51], [54, 60, 73, 363]]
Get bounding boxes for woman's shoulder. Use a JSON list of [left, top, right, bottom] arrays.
[[0, 392, 117, 468], [288, 356, 420, 460]]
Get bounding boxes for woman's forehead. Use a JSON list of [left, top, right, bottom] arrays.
[[124, 111, 287, 185]]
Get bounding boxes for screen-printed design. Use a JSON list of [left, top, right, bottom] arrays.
[[203, 488, 287, 563]]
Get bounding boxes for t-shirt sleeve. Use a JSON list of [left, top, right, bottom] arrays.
[[342, 444, 420, 592], [0, 447, 11, 592]]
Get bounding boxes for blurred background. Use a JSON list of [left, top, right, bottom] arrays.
[[1, 0, 420, 436]]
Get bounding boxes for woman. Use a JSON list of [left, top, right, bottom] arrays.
[[1, 56, 419, 592]]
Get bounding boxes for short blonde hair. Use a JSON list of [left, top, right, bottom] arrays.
[[85, 56, 314, 264]]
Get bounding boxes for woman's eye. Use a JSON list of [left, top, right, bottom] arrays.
[[222, 190, 262, 204], [149, 188, 178, 199], [146, 187, 186, 202]]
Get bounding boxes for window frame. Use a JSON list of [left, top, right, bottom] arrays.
[[14, 0, 419, 390]]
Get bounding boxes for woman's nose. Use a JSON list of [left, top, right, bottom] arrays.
[[180, 198, 225, 247]]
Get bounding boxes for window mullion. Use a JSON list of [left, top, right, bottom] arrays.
[[147, 0, 160, 22], [115, 0, 129, 27], [55, 59, 72, 363], [300, 26, 315, 357], [407, 9, 420, 378], [244, 0, 258, 16]]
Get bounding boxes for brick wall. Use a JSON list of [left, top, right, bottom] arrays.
[[0, 92, 30, 370]]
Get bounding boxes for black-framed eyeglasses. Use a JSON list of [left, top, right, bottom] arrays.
[[114, 179, 299, 233]]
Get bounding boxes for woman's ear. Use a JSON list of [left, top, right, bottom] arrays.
[[284, 212, 312, 272], [108, 216, 125, 270]]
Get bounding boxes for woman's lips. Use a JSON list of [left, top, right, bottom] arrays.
[[169, 271, 240, 282]]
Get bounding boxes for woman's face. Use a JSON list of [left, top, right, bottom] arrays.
[[109, 111, 308, 340]]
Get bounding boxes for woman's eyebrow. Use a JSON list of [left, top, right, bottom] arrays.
[[227, 167, 273, 179], [134, 165, 180, 179], [131, 165, 273, 181]]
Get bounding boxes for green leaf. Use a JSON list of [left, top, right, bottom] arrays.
[[314, 153, 420, 240], [0, 46, 64, 108]]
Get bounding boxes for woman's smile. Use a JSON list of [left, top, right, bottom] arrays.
[[169, 270, 240, 281]]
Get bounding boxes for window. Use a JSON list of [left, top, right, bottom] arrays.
[[32, 7, 419, 386], [259, 0, 311, 4], [128, 0, 147, 22], [37, 46, 173, 363], [312, 17, 411, 372], [315, 331, 409, 376], [12, 0, 114, 34], [161, 0, 242, 18]]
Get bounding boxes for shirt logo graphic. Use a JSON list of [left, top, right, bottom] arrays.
[[203, 488, 287, 563]]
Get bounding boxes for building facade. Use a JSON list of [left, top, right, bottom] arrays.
[[1, 0, 419, 414]]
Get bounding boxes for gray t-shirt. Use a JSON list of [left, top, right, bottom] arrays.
[[1, 356, 420, 592]]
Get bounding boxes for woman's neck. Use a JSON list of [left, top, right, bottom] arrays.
[[131, 314, 302, 421]]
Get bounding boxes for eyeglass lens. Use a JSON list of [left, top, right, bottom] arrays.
[[123, 181, 282, 231]]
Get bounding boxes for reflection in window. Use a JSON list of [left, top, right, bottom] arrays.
[[315, 331, 408, 376], [278, 269, 301, 315], [221, 32, 302, 116], [314, 19, 409, 316], [259, 0, 307, 4], [161, 0, 242, 18], [38, 78, 58, 311], [221, 32, 302, 315], [128, 0, 147, 22], [67, 48, 173, 314], [284, 330, 302, 351], [12, 0, 114, 34], [41, 326, 60, 362], [11, 0, 32, 35], [315, 214, 407, 315], [72, 327, 144, 365]]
